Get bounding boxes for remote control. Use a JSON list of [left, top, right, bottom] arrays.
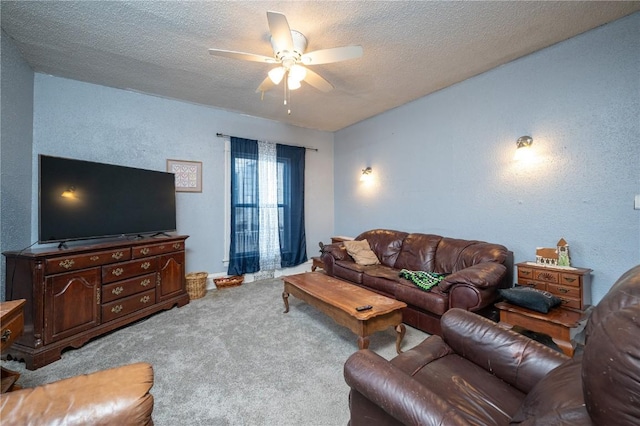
[[356, 305, 372, 312]]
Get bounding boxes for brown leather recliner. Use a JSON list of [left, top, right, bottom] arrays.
[[344, 264, 640, 425], [0, 362, 154, 425]]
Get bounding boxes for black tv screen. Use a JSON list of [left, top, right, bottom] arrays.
[[39, 155, 177, 243]]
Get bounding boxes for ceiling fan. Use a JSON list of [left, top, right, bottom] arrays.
[[208, 11, 363, 113]]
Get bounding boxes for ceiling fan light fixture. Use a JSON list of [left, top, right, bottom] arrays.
[[268, 67, 286, 85], [289, 64, 307, 82], [287, 75, 301, 90]]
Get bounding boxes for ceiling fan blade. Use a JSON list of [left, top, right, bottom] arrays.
[[208, 49, 275, 63], [301, 45, 363, 65], [256, 76, 276, 93], [267, 11, 293, 52], [303, 68, 334, 92]]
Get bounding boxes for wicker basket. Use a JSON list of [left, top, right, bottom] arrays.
[[213, 275, 244, 289], [185, 272, 208, 300]]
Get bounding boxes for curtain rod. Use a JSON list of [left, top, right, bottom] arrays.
[[216, 133, 318, 152]]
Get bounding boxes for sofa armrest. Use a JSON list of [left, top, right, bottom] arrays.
[[441, 309, 569, 393], [344, 350, 469, 426], [321, 243, 352, 276], [0, 362, 154, 426], [439, 262, 506, 292]]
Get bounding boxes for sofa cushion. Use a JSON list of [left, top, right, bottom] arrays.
[[394, 233, 442, 272], [510, 355, 589, 425], [407, 353, 525, 424], [395, 280, 449, 315], [333, 260, 369, 284], [434, 238, 508, 274], [362, 265, 403, 295], [343, 239, 380, 265], [355, 229, 407, 267], [499, 287, 561, 313]]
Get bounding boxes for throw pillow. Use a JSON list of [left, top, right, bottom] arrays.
[[499, 286, 561, 313], [343, 239, 380, 266]]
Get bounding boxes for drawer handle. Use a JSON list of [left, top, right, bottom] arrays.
[[557, 287, 570, 294], [140, 295, 151, 304], [141, 262, 151, 270], [112, 268, 124, 277], [563, 277, 576, 283], [1, 329, 11, 342], [112, 286, 124, 295], [140, 278, 151, 287], [173, 243, 181, 249], [521, 270, 531, 276], [159, 245, 166, 249], [59, 259, 75, 269], [112, 251, 124, 260], [111, 305, 123, 314], [141, 248, 150, 255], [90, 255, 100, 261]]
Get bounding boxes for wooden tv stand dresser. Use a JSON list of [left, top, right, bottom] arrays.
[[3, 235, 189, 370]]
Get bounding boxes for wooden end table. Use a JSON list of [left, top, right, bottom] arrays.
[[1, 299, 26, 393], [282, 272, 407, 353], [495, 301, 587, 356]]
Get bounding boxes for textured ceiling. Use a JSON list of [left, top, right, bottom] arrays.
[[2, 1, 639, 132]]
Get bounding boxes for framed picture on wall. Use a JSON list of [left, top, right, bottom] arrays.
[[167, 159, 202, 193]]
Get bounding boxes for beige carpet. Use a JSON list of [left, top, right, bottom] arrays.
[[3, 276, 429, 425]]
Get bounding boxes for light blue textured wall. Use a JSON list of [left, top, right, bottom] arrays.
[[31, 76, 334, 275], [1, 32, 34, 300], [334, 13, 640, 304]]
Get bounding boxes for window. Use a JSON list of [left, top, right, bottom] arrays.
[[226, 137, 306, 275]]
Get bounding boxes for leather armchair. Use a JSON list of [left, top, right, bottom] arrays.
[[344, 264, 640, 425], [0, 362, 154, 425]]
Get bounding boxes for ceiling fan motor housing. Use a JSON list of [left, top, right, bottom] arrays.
[[271, 30, 308, 64]]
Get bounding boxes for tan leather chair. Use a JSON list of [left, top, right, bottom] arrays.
[[0, 362, 154, 425]]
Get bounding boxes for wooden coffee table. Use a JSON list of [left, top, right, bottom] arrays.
[[282, 272, 407, 353]]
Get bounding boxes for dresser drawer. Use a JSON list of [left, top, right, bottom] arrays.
[[132, 241, 185, 259], [101, 289, 156, 322], [102, 273, 157, 303], [46, 248, 131, 274], [548, 283, 581, 299], [560, 273, 581, 287], [517, 267, 534, 280], [102, 257, 158, 284], [519, 280, 547, 291], [533, 269, 559, 284], [557, 296, 582, 310]]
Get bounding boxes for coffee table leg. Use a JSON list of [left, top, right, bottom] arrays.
[[395, 324, 406, 354], [357, 335, 370, 350], [282, 291, 290, 313]]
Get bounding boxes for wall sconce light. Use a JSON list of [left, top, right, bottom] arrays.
[[61, 185, 76, 199], [516, 136, 533, 150], [360, 167, 372, 182]]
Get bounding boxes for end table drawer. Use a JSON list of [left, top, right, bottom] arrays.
[[102, 289, 156, 322]]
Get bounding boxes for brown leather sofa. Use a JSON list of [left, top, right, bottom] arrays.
[[344, 264, 640, 425], [321, 229, 512, 335], [0, 362, 154, 425]]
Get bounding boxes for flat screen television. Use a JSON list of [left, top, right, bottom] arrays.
[[39, 155, 177, 244]]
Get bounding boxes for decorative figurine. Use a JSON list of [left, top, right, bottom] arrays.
[[536, 238, 571, 267]]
